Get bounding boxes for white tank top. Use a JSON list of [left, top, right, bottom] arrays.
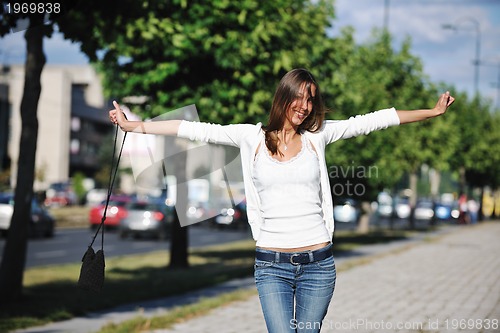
[[252, 134, 331, 248]]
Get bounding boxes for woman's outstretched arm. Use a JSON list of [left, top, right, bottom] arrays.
[[109, 101, 182, 135], [396, 91, 455, 124]]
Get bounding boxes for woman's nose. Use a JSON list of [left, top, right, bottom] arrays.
[[300, 99, 307, 109]]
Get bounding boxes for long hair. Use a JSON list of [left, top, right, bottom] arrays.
[[263, 68, 327, 156]]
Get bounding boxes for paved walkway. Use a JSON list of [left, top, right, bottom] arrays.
[[157, 222, 500, 333], [13, 222, 500, 333]]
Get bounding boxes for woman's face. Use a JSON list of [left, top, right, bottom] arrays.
[[284, 83, 316, 129]]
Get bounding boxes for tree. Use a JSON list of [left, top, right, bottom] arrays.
[[0, 0, 338, 296], [0, 12, 49, 300], [0, 0, 138, 300], [451, 96, 500, 218], [71, 0, 337, 268], [321, 30, 459, 229], [467, 109, 500, 190]]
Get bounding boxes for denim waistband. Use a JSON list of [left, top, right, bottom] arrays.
[[255, 243, 333, 265]]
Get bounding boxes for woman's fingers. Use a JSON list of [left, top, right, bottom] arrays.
[[109, 108, 117, 124], [447, 95, 455, 107], [113, 100, 121, 112], [110, 100, 126, 124], [440, 91, 455, 109]]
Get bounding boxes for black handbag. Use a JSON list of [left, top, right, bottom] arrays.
[[78, 243, 105, 292], [78, 125, 126, 292]]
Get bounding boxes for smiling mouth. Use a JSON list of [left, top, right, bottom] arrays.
[[295, 111, 307, 119]]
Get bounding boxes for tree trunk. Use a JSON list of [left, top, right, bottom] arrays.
[[0, 17, 46, 301], [169, 209, 189, 268], [458, 166, 467, 195], [429, 169, 441, 200], [429, 169, 440, 227], [478, 186, 484, 222], [408, 171, 418, 230], [356, 201, 373, 234], [169, 149, 189, 269]]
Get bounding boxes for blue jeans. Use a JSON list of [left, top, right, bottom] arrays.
[[254, 244, 336, 333]]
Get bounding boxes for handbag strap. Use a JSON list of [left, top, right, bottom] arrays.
[[88, 125, 127, 250]]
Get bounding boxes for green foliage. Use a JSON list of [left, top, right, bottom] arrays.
[[54, 0, 500, 195], [73, 0, 335, 125], [462, 101, 500, 188], [71, 172, 86, 204], [0, 169, 10, 192], [321, 30, 456, 200], [92, 132, 123, 189]]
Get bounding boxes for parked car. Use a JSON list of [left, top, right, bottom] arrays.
[[393, 197, 411, 219], [186, 201, 216, 223], [119, 201, 175, 239], [434, 201, 460, 221], [44, 182, 77, 207], [414, 199, 435, 220], [88, 195, 131, 229], [0, 192, 55, 238], [376, 192, 393, 218], [333, 198, 361, 224], [85, 188, 108, 207], [210, 200, 248, 230]]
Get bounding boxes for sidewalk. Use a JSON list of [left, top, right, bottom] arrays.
[[156, 222, 500, 333], [13, 222, 500, 333]]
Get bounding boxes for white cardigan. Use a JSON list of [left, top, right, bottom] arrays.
[[177, 107, 400, 241]]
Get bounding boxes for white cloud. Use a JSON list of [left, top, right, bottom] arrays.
[[333, 0, 500, 103]]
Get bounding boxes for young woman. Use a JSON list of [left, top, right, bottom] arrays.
[[109, 68, 454, 332]]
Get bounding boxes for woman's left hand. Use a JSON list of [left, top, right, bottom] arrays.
[[433, 91, 455, 116]]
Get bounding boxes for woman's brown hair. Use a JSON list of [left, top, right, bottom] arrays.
[[263, 68, 327, 156]]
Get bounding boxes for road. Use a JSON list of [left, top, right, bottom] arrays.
[[0, 225, 253, 268], [0, 216, 436, 268]]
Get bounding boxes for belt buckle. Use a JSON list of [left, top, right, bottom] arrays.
[[290, 253, 300, 265]]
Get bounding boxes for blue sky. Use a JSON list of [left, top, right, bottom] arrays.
[[1, 0, 499, 106]]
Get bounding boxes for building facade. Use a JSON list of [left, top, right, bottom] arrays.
[[2, 64, 113, 191]]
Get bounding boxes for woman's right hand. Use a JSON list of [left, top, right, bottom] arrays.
[[109, 101, 182, 136], [109, 101, 128, 131]]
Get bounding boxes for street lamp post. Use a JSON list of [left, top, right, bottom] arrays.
[[384, 0, 390, 32], [481, 60, 500, 109], [442, 17, 481, 95]]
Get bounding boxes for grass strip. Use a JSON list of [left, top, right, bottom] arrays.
[[97, 288, 257, 333], [48, 206, 91, 229]]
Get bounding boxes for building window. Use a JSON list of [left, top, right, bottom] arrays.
[[70, 139, 80, 155], [71, 117, 81, 132]]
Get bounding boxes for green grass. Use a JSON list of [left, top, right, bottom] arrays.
[[97, 288, 257, 333], [0, 227, 421, 333], [48, 206, 91, 228]]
